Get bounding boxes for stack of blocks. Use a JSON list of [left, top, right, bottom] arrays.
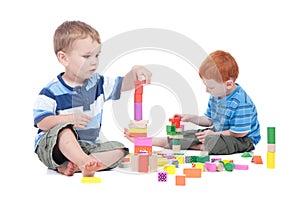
[[128, 80, 148, 138], [127, 80, 158, 173], [166, 116, 184, 151], [267, 127, 276, 169]]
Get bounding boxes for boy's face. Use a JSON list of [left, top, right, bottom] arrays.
[[64, 37, 101, 83], [202, 78, 227, 98]]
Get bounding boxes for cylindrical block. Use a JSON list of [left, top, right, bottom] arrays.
[[267, 127, 276, 144], [267, 152, 275, 169], [134, 102, 142, 120]]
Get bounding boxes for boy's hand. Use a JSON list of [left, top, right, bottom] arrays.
[[132, 65, 152, 84], [173, 114, 195, 122], [195, 129, 214, 143], [121, 65, 152, 91], [124, 128, 134, 143], [70, 114, 91, 129]]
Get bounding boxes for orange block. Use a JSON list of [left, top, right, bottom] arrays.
[[183, 168, 201, 178], [175, 175, 186, 186], [138, 154, 149, 173], [252, 155, 263, 164]]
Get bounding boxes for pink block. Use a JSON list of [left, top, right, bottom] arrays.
[[234, 164, 249, 170], [134, 137, 152, 146], [134, 102, 142, 120], [205, 162, 216, 172]]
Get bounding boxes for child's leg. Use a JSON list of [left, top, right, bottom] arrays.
[[91, 149, 126, 169], [87, 141, 129, 170], [57, 127, 102, 177]]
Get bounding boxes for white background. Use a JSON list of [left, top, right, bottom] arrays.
[[0, 0, 299, 199]]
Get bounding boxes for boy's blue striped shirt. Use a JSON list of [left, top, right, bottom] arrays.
[[33, 72, 123, 150], [205, 84, 260, 145]]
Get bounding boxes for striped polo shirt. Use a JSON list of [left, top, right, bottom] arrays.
[[33, 72, 123, 150], [204, 83, 260, 145]]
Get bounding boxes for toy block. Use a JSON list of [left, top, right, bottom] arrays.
[[172, 144, 181, 152], [224, 162, 235, 172], [234, 164, 249, 170], [192, 163, 205, 172], [252, 155, 263, 164], [183, 168, 201, 178], [176, 128, 183, 132], [267, 152, 275, 169], [158, 171, 168, 182], [174, 155, 184, 164], [169, 117, 181, 128], [171, 159, 179, 168], [130, 154, 139, 172], [128, 120, 148, 128], [129, 133, 147, 138], [176, 175, 186, 186], [134, 146, 152, 154], [190, 155, 210, 163], [130, 128, 148, 133], [200, 151, 209, 156], [134, 94, 143, 103], [211, 158, 222, 162], [185, 156, 191, 163], [157, 157, 169, 166], [267, 127, 276, 144], [134, 102, 142, 120], [205, 162, 216, 172], [168, 134, 184, 139], [180, 124, 184, 131], [166, 125, 176, 135], [134, 137, 152, 146], [118, 162, 131, 168], [81, 177, 102, 183], [267, 144, 276, 152], [149, 154, 158, 172], [138, 154, 149, 173], [215, 161, 224, 171], [134, 85, 143, 94], [241, 152, 252, 158], [164, 165, 176, 174], [222, 159, 234, 164]]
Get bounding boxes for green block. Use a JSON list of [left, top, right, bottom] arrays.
[[224, 162, 235, 171], [173, 138, 180, 145], [267, 127, 276, 144]]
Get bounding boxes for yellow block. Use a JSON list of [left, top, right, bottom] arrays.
[[163, 165, 176, 174], [157, 157, 168, 166], [267, 152, 275, 169], [81, 177, 102, 183], [129, 128, 147, 133], [175, 155, 184, 164]]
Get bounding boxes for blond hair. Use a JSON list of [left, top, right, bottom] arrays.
[[53, 21, 100, 55]]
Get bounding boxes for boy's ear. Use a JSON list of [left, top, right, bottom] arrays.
[[56, 51, 68, 66], [225, 80, 234, 89]]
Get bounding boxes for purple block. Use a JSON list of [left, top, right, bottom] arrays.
[[134, 102, 142, 120]]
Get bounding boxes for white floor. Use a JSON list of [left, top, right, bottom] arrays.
[[6, 145, 292, 200]]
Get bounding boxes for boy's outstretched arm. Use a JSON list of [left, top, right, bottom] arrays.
[[121, 65, 152, 91], [124, 128, 170, 149]]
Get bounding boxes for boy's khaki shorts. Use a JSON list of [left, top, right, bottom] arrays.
[[168, 128, 255, 155], [35, 123, 129, 170]]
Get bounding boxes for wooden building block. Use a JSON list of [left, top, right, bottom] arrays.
[[183, 168, 201, 178], [176, 175, 186, 186]]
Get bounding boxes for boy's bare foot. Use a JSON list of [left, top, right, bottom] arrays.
[[80, 160, 102, 177], [57, 161, 79, 176]]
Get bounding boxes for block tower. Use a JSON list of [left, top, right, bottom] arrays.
[[267, 127, 276, 169], [128, 80, 148, 138], [127, 80, 157, 173], [166, 115, 184, 151]]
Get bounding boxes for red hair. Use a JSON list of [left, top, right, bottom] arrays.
[[199, 50, 239, 83]]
